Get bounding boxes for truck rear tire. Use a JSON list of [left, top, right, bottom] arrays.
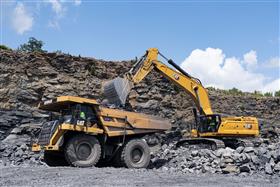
[[121, 139, 150, 168], [44, 150, 69, 166], [65, 134, 101, 167]]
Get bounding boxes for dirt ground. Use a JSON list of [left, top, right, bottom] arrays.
[[0, 166, 279, 187]]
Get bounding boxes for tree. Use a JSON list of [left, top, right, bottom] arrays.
[[18, 37, 45, 52], [264, 92, 272, 97], [228, 87, 242, 95], [253, 90, 263, 97], [275, 90, 280, 97], [0, 45, 12, 51]]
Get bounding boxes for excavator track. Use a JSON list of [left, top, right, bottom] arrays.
[[176, 138, 225, 150], [236, 139, 254, 147], [222, 138, 258, 148]]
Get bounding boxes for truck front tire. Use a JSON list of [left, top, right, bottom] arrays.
[[121, 139, 150, 168], [44, 150, 69, 166], [65, 134, 101, 167]]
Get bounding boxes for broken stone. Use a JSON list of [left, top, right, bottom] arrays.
[[239, 165, 251, 173], [222, 165, 239, 174], [243, 147, 254, 153], [265, 163, 273, 175], [191, 150, 198, 157], [274, 162, 280, 172], [236, 146, 244, 153]]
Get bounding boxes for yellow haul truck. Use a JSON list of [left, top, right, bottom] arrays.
[[104, 48, 260, 149], [32, 96, 171, 168]]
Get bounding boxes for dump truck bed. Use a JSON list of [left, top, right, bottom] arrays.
[[37, 96, 171, 138], [98, 107, 171, 137]]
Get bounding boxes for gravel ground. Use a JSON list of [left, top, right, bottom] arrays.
[[0, 166, 279, 187]]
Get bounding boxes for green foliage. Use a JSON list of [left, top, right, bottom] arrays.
[[0, 45, 12, 51], [206, 86, 216, 91], [18, 37, 45, 52], [253, 90, 263, 97], [264, 92, 272, 97], [275, 90, 280, 97], [228, 87, 243, 95]]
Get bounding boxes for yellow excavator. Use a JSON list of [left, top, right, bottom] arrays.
[[103, 48, 260, 149]]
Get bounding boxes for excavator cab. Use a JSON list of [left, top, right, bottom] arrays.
[[197, 115, 221, 133], [192, 108, 221, 134]]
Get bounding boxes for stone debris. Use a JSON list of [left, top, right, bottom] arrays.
[[0, 141, 44, 166], [150, 141, 280, 176]]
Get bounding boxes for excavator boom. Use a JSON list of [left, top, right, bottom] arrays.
[[104, 48, 213, 115]]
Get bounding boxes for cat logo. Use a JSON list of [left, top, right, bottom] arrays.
[[173, 74, 179, 80], [244, 124, 252, 129]]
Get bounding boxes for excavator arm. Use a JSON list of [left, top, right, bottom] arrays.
[[103, 48, 259, 140], [125, 48, 213, 115]]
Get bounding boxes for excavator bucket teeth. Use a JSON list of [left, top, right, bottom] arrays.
[[103, 77, 132, 105]]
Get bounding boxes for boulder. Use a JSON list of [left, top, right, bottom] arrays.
[[222, 165, 239, 174], [239, 165, 251, 173], [243, 147, 254, 153], [236, 146, 244, 153], [265, 163, 273, 175], [274, 162, 280, 172]]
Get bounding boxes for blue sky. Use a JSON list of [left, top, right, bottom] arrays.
[[1, 0, 280, 92]]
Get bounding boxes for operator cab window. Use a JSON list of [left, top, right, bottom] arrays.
[[81, 104, 98, 126]]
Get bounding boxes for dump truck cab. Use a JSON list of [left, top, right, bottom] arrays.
[[32, 96, 171, 168]]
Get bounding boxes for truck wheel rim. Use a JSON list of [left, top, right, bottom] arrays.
[[131, 147, 143, 163], [76, 142, 92, 160]]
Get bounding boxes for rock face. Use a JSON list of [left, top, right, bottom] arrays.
[[0, 50, 280, 176], [0, 50, 132, 139], [1, 50, 279, 140]]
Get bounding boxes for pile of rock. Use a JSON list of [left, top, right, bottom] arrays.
[[0, 110, 46, 140], [151, 142, 280, 176], [0, 141, 44, 166]]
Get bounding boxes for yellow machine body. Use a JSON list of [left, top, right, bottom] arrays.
[[32, 96, 171, 152], [105, 48, 259, 140], [199, 117, 259, 137]]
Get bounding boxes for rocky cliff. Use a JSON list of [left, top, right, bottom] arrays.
[[0, 50, 279, 141]]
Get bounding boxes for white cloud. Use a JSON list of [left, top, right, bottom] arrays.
[[12, 2, 33, 34], [48, 0, 64, 16], [74, 0, 82, 6], [262, 79, 280, 93], [266, 57, 280, 68], [243, 50, 257, 69], [180, 48, 279, 93]]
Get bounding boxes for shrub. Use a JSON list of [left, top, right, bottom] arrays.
[[253, 90, 263, 97], [18, 37, 45, 52], [264, 92, 272, 97], [228, 87, 243, 95], [0, 45, 12, 51], [275, 90, 280, 97]]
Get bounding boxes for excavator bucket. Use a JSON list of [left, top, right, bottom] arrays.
[[103, 77, 132, 105]]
